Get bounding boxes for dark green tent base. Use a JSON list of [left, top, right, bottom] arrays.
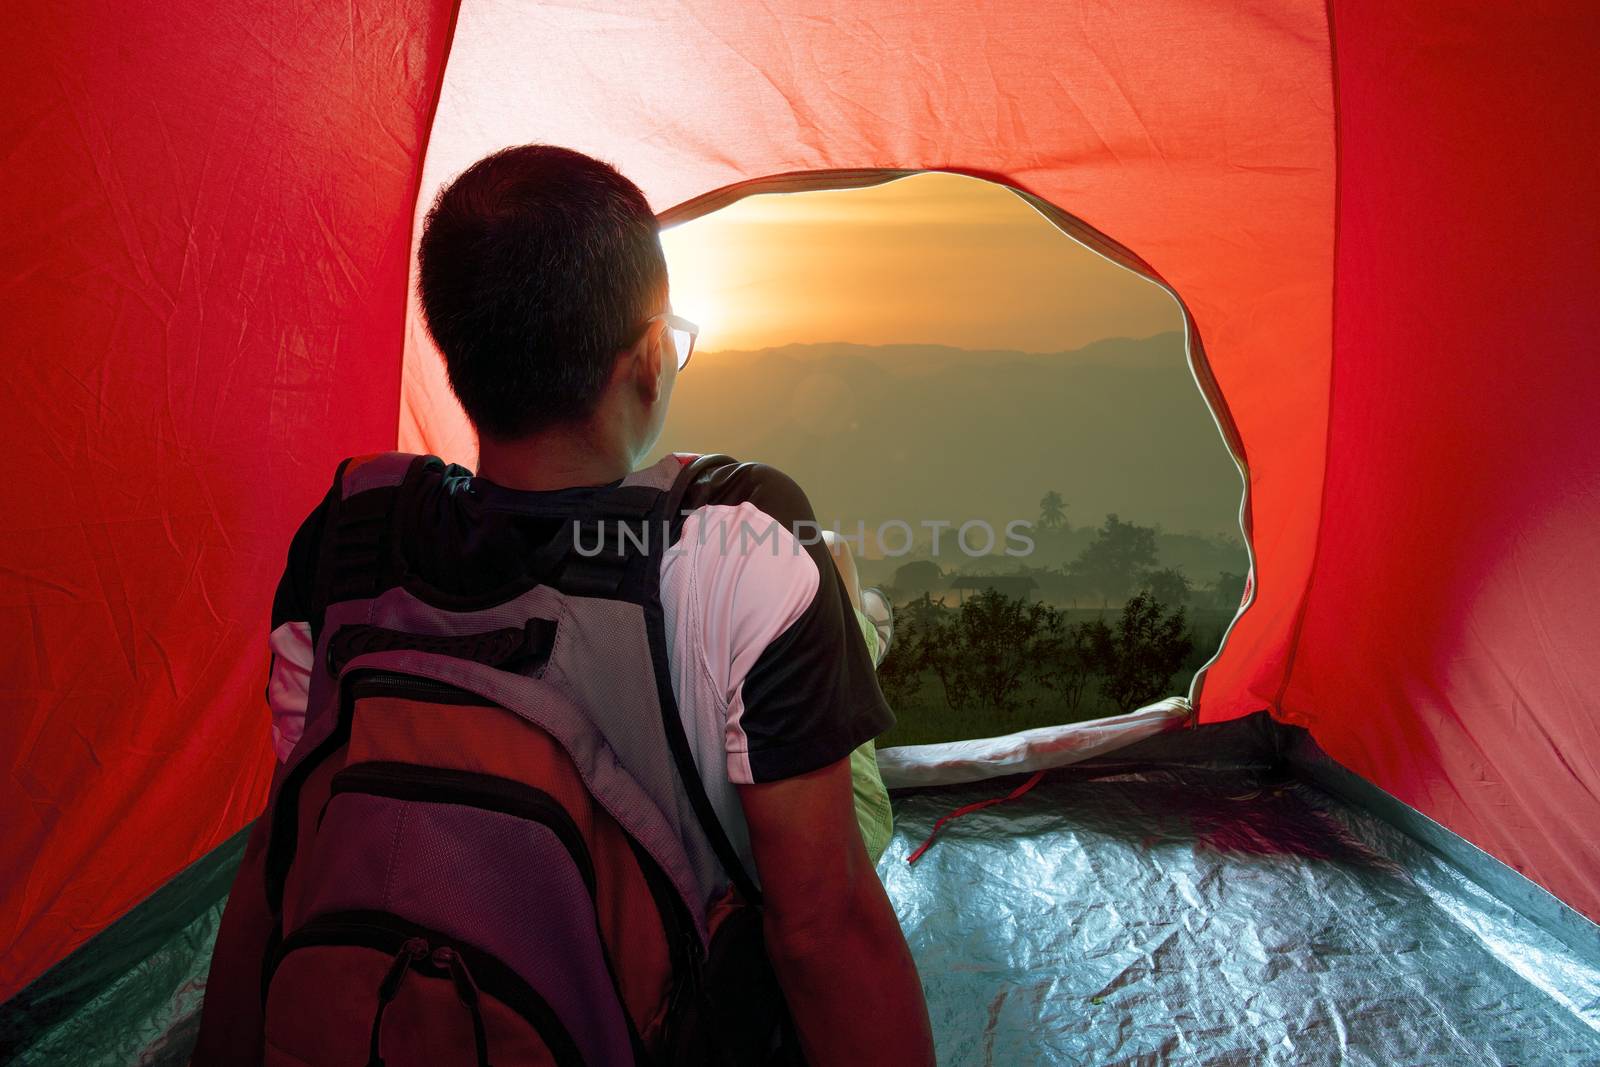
[[7, 715, 1598, 1065], [2, 826, 245, 1066]]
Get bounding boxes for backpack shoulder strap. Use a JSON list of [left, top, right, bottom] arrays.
[[316, 452, 429, 607], [641, 454, 765, 905], [338, 451, 419, 499]]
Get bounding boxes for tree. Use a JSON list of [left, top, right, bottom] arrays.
[[1038, 490, 1067, 531], [876, 593, 948, 709], [922, 589, 1061, 715], [891, 559, 943, 601], [1142, 567, 1192, 608], [1088, 593, 1194, 710], [1068, 514, 1160, 606], [1036, 620, 1101, 715], [1214, 570, 1248, 610]]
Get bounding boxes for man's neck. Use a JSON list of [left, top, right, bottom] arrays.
[[475, 424, 634, 492]]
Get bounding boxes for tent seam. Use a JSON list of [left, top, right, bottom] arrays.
[[1272, 0, 1343, 719]]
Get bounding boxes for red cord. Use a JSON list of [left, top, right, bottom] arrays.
[[905, 770, 1047, 864]]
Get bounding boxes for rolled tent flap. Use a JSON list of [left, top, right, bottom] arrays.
[[877, 701, 1192, 790], [0, 0, 458, 1000]]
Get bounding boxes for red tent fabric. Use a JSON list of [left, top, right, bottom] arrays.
[[1289, 0, 1600, 916], [2, 0, 1595, 1001], [0, 0, 458, 998]]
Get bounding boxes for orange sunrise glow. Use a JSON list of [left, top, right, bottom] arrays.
[[659, 171, 1179, 355]]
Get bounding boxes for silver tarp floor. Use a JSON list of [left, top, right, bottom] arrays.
[[9, 718, 1600, 1066], [879, 763, 1600, 1065]]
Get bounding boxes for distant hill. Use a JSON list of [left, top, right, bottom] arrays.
[[696, 335, 1184, 372], [651, 331, 1244, 568]]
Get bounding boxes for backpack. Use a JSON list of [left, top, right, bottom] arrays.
[[254, 451, 788, 1066]]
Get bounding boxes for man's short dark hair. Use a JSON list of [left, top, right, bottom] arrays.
[[417, 145, 667, 440]]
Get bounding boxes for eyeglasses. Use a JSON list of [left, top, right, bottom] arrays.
[[641, 312, 699, 372]]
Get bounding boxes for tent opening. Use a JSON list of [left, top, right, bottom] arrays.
[[653, 171, 1250, 749]]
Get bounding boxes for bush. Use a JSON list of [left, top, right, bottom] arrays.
[[1087, 593, 1194, 710], [875, 590, 1203, 746], [922, 590, 1061, 715], [875, 593, 947, 709], [1036, 619, 1100, 714]]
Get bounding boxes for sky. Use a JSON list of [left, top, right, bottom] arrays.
[[658, 171, 1181, 354], [645, 172, 1245, 547]]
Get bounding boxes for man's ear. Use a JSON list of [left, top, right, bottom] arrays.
[[634, 322, 665, 403]]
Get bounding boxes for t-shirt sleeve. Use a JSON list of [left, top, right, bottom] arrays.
[[684, 462, 894, 784], [266, 483, 335, 762]]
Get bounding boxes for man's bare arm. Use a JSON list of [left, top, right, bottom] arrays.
[[737, 757, 935, 1065]]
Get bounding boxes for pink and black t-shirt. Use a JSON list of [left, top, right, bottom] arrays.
[[265, 455, 892, 874]]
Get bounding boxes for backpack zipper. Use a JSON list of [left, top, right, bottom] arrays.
[[325, 760, 657, 1061], [269, 909, 584, 1067], [266, 670, 494, 915], [328, 761, 597, 897], [624, 835, 705, 1033]]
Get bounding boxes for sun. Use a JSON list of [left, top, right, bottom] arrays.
[[661, 224, 735, 351], [667, 278, 726, 352]]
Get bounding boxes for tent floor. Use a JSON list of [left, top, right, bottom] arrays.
[[9, 726, 1599, 1065], [879, 765, 1600, 1065]]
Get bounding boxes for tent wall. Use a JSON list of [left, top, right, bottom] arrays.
[[1283, 2, 1600, 920], [0, 0, 457, 999], [400, 0, 1337, 723], [6, 0, 1594, 1007]]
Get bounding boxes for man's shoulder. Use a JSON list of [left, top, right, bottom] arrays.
[[669, 456, 826, 609], [282, 452, 437, 557], [273, 453, 456, 629], [679, 455, 817, 526]]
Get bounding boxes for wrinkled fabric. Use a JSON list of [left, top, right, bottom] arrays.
[[12, 747, 1600, 1065], [1290, 0, 1600, 923], [880, 770, 1600, 1065], [0, 0, 458, 1000], [7, 0, 1599, 1007], [850, 739, 893, 864], [851, 607, 893, 861]]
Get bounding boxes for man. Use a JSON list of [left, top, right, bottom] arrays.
[[199, 144, 933, 1065]]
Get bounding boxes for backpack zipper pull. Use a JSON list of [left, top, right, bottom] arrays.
[[368, 937, 428, 1067], [434, 946, 492, 1067]]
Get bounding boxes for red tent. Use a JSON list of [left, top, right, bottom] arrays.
[[4, 0, 1596, 1053]]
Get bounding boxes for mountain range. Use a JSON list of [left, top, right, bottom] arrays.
[[651, 331, 1244, 564]]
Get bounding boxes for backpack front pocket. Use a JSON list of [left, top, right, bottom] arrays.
[[265, 909, 581, 1067], [276, 762, 640, 1066]]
